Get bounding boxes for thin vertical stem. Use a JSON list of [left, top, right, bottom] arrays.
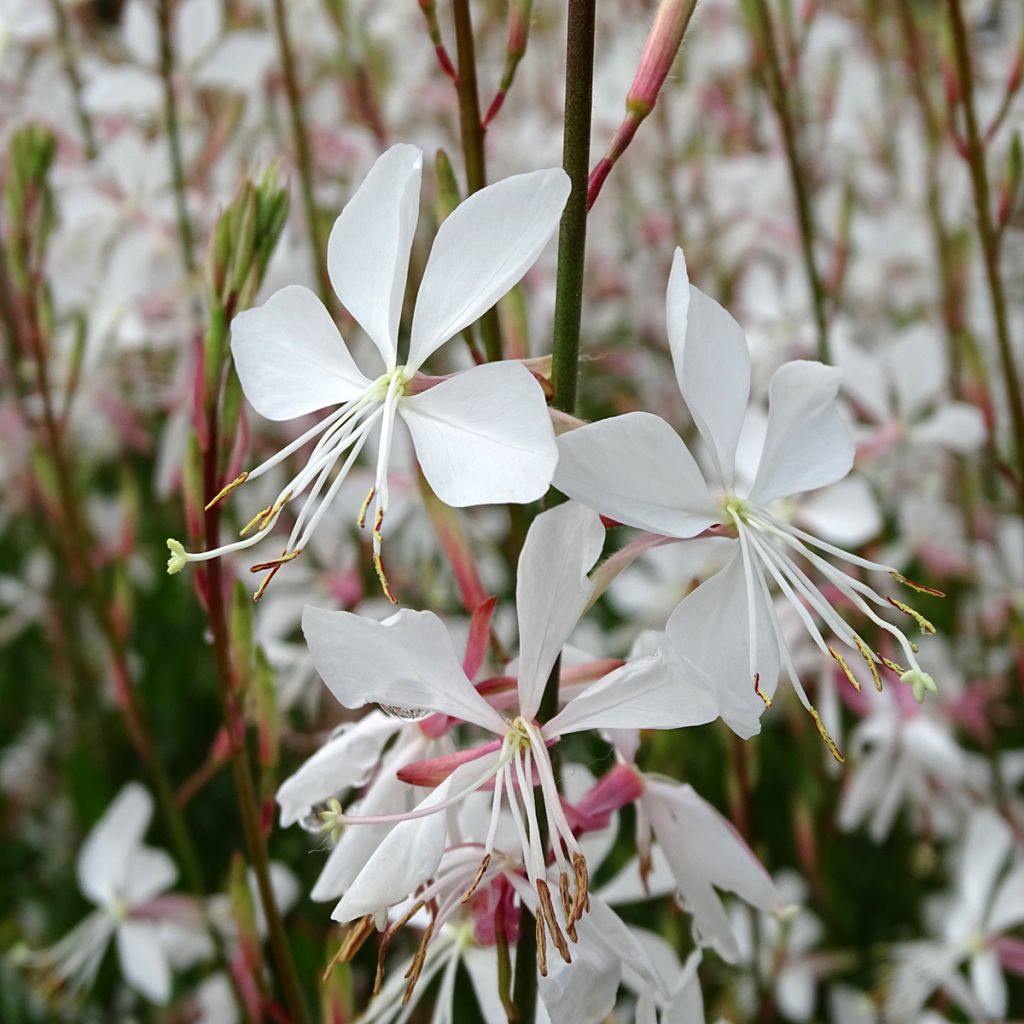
[[271, 0, 331, 301], [157, 0, 196, 279], [451, 0, 504, 362], [749, 0, 830, 362], [48, 0, 96, 160], [947, 0, 1024, 478]]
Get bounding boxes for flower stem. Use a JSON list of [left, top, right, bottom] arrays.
[[48, 0, 96, 160], [748, 0, 830, 363], [271, 0, 331, 302], [157, 0, 196, 280], [451, 0, 503, 361], [947, 0, 1024, 479]]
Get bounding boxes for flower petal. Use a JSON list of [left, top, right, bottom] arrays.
[[545, 647, 719, 736], [122, 846, 178, 904], [230, 285, 369, 421], [77, 783, 153, 907], [665, 550, 777, 739], [327, 144, 422, 369], [667, 248, 750, 488], [514, 503, 604, 719], [747, 360, 854, 506], [116, 920, 171, 1004], [406, 168, 570, 371], [970, 949, 1007, 1019], [302, 606, 507, 733], [910, 402, 987, 453], [554, 412, 720, 537], [400, 361, 557, 506]]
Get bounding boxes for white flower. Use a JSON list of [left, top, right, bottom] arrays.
[[300, 503, 718, 960], [169, 144, 568, 601], [20, 784, 184, 1004], [555, 246, 939, 747]]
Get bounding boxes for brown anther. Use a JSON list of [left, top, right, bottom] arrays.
[[854, 637, 883, 691], [754, 672, 773, 708], [240, 506, 272, 537], [886, 597, 937, 635], [373, 899, 425, 995], [828, 647, 861, 692], [536, 880, 572, 964], [809, 707, 845, 764], [401, 918, 435, 1005], [460, 854, 492, 903], [252, 564, 283, 602], [881, 656, 905, 676], [639, 848, 653, 896], [249, 549, 300, 573], [891, 571, 945, 598], [535, 911, 548, 977], [205, 472, 248, 511], [569, 851, 591, 924], [358, 487, 376, 529], [558, 871, 577, 942], [373, 550, 397, 605], [322, 914, 375, 981]]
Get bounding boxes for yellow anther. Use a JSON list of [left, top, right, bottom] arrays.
[[829, 647, 861, 692], [891, 571, 945, 598], [809, 707, 845, 763], [887, 597, 937, 635], [754, 673, 773, 708], [881, 656, 905, 676], [854, 636, 883, 691], [205, 472, 248, 511], [358, 487, 376, 529], [373, 551, 397, 605]]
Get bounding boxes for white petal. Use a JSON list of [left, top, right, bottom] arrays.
[[665, 551, 777, 739], [545, 647, 719, 735], [407, 168, 570, 371], [970, 949, 1007, 1019], [230, 285, 369, 421], [747, 361, 854, 506], [122, 0, 158, 65], [910, 402, 987, 453], [174, 0, 222, 65], [537, 912, 621, 1024], [122, 846, 178, 904], [667, 249, 750, 488], [116, 921, 171, 1004], [960, 808, 1011, 924], [276, 711, 400, 827], [400, 362, 557, 506], [554, 412, 720, 537], [832, 330, 888, 424], [797, 476, 881, 548], [77, 783, 153, 906], [331, 752, 501, 922], [302, 606, 507, 733], [193, 31, 276, 91], [83, 66, 163, 116], [328, 144, 422, 369], [514, 503, 604, 719], [464, 947, 515, 1024], [990, 863, 1024, 934]]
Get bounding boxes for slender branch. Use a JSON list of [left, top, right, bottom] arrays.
[[48, 0, 96, 159], [271, 0, 331, 301], [157, 0, 196, 279], [451, 0, 503, 361], [749, 0, 830, 362], [947, 0, 1024, 477]]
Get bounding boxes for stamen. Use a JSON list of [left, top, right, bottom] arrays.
[[891, 571, 945, 598], [570, 850, 590, 925], [205, 472, 248, 511], [322, 914, 375, 981], [536, 880, 572, 964], [358, 487, 376, 529], [809, 707, 844, 763], [754, 673, 773, 708], [250, 549, 301, 573], [829, 647, 861, 692], [854, 636, 883, 691], [374, 899, 425, 994], [881, 656, 905, 676], [460, 854, 492, 904], [886, 598, 937, 635], [535, 910, 548, 977], [559, 872, 576, 942], [402, 917, 435, 1005]]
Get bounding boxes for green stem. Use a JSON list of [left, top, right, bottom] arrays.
[[157, 0, 196, 279], [947, 0, 1024, 481], [271, 0, 331, 302], [749, 0, 829, 362], [48, 0, 96, 160], [451, 0, 503, 361]]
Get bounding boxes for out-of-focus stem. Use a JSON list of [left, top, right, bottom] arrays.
[[483, 0, 534, 127], [48, 0, 96, 159], [947, 0, 1024, 478], [157, 0, 196, 279], [271, 0, 331, 301], [749, 0, 830, 362], [451, 0, 503, 362]]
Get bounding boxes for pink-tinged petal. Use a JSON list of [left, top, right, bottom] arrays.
[[563, 762, 644, 833], [463, 596, 497, 680], [544, 647, 719, 736], [302, 606, 508, 734], [77, 783, 153, 907], [116, 921, 171, 1004], [554, 412, 720, 538], [747, 361, 854, 506], [401, 361, 557, 506], [666, 248, 750, 489], [993, 936, 1024, 975], [642, 778, 778, 963], [407, 168, 570, 370], [665, 550, 778, 739], [230, 285, 369, 421], [396, 738, 504, 787], [515, 503, 605, 719], [327, 144, 422, 369]]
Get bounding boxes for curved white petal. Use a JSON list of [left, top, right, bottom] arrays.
[[116, 920, 172, 1004], [545, 647, 719, 736], [400, 362, 557, 506], [302, 606, 507, 733], [970, 949, 1006, 1020], [990, 863, 1024, 934], [747, 360, 854, 506], [554, 412, 720, 537], [328, 144, 422, 369], [961, 808, 1011, 924], [910, 402, 987, 453], [407, 168, 570, 371], [667, 249, 750, 488], [122, 846, 178, 904], [230, 285, 369, 421], [515, 503, 604, 719], [797, 476, 881, 548], [665, 550, 777, 739], [77, 783, 153, 907]]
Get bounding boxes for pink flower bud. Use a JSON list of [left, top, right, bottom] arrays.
[[626, 0, 697, 115]]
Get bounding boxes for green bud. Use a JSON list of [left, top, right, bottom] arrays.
[[434, 148, 461, 222]]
